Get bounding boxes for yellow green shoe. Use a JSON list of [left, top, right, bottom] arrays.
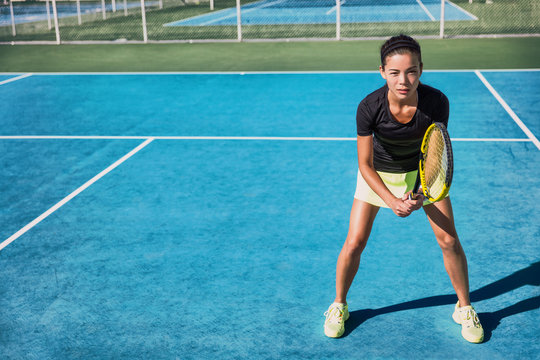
[[452, 301, 484, 343], [324, 302, 349, 338]]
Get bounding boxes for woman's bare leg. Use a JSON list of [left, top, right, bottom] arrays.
[[335, 199, 380, 304], [424, 197, 470, 306]]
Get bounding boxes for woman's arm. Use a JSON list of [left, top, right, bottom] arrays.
[[357, 135, 423, 217]]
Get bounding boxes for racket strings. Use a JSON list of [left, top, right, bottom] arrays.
[[423, 129, 448, 198]]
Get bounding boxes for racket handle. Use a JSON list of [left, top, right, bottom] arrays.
[[409, 172, 421, 200]]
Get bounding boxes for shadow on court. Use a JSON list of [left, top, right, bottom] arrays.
[[344, 261, 540, 342]]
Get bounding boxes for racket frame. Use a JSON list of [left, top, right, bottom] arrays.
[[411, 122, 454, 202]]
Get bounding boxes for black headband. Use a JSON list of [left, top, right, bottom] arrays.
[[381, 40, 421, 65]]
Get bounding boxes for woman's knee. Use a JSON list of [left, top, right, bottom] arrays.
[[344, 232, 368, 257], [436, 233, 460, 252]]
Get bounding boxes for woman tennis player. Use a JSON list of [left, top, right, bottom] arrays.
[[323, 35, 483, 343]]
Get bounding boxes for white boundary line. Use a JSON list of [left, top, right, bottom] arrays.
[[0, 70, 539, 75], [2, 71, 383, 75], [166, 0, 286, 27], [0, 135, 355, 141], [0, 135, 532, 142], [0, 73, 33, 86], [0, 138, 154, 252], [326, 0, 345, 15], [157, 136, 354, 141], [452, 138, 531, 142], [474, 69, 540, 73], [163, 5, 233, 27], [0, 135, 150, 140], [446, 0, 478, 20], [163, 0, 270, 26], [475, 70, 540, 151], [200, 0, 287, 26], [416, 0, 436, 21]]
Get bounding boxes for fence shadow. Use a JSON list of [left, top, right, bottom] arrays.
[[344, 261, 540, 341]]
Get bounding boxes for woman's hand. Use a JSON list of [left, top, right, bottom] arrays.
[[405, 190, 425, 211], [389, 191, 425, 217]]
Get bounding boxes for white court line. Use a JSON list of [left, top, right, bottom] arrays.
[[0, 135, 149, 140], [200, 0, 286, 26], [0, 73, 33, 86], [452, 138, 531, 142], [326, 0, 345, 15], [0, 135, 356, 141], [0, 135, 533, 142], [199, 10, 241, 26], [0, 138, 154, 252], [163, 6, 232, 26], [156, 136, 355, 140], [0, 69, 539, 75], [446, 0, 478, 20], [163, 0, 270, 26], [475, 69, 540, 73], [475, 70, 540, 151], [416, 0, 436, 21]]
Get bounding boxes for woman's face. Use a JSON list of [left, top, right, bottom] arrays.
[[380, 52, 423, 102]]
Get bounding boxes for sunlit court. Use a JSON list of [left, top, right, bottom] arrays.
[[0, 69, 538, 358], [164, 0, 476, 26]]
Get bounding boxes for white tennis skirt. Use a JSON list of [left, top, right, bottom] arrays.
[[354, 169, 444, 208]]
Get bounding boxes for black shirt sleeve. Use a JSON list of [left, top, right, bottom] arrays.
[[356, 86, 385, 136], [432, 92, 450, 127], [356, 100, 374, 136]]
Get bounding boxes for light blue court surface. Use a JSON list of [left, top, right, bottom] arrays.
[[0, 71, 539, 359], [165, 0, 476, 26]]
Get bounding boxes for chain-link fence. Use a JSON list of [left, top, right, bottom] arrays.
[[1, 0, 539, 43]]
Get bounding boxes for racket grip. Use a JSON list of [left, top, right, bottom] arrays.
[[409, 172, 421, 200]]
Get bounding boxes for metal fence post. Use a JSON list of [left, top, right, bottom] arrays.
[[101, 0, 107, 20], [336, 0, 341, 40], [46, 0, 52, 30], [141, 0, 148, 42], [236, 0, 242, 41], [76, 0, 82, 25], [9, 0, 16, 36], [51, 0, 61, 44], [439, 0, 445, 38]]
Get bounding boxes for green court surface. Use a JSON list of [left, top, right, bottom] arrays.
[[1, 37, 540, 72]]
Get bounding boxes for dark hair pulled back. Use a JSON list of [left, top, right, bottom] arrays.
[[380, 34, 422, 68]]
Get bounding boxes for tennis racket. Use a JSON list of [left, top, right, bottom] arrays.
[[409, 122, 454, 202]]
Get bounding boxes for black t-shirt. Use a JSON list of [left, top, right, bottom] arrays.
[[356, 83, 449, 173]]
